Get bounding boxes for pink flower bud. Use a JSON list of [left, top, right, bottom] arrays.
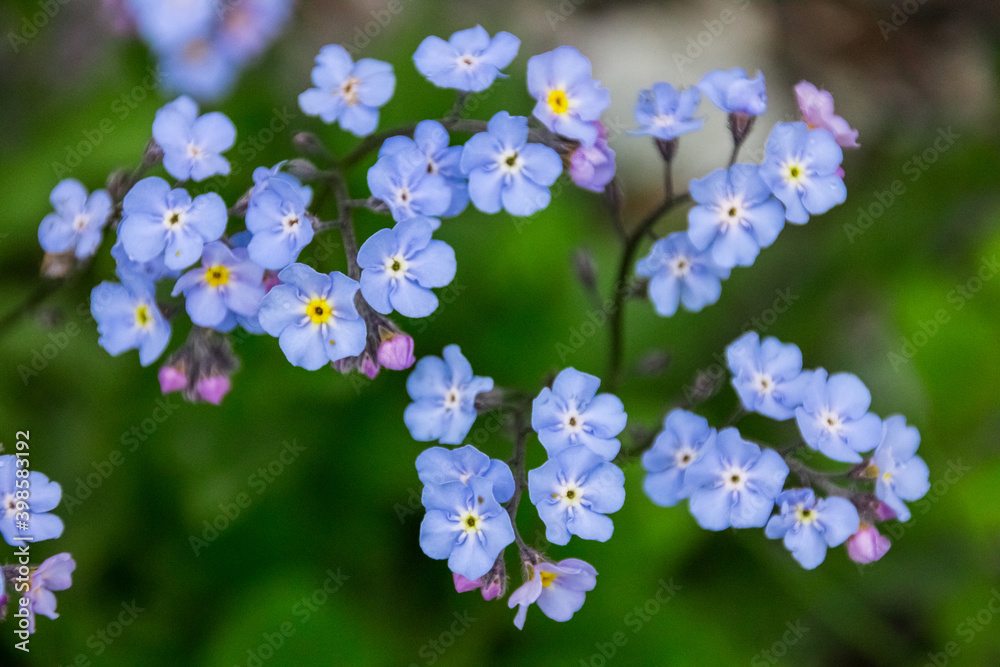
[[480, 576, 504, 601], [378, 334, 415, 371], [453, 573, 481, 594], [195, 376, 231, 405], [360, 354, 380, 380], [874, 501, 896, 522], [847, 524, 890, 564], [569, 122, 616, 192], [158, 366, 186, 393], [794, 80, 859, 148]]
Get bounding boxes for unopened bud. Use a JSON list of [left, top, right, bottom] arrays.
[[572, 248, 598, 295], [285, 158, 319, 182], [846, 524, 890, 564]]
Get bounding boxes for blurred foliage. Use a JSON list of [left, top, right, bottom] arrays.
[[1, 1, 999, 666]]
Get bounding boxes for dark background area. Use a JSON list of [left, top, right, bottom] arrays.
[[1, 0, 999, 665]]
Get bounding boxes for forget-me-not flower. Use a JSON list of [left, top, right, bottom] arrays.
[[152, 95, 236, 182], [726, 332, 812, 420], [698, 68, 767, 116], [527, 46, 610, 146], [91, 273, 172, 366], [460, 111, 562, 216], [642, 409, 716, 507], [257, 263, 367, 370], [531, 367, 627, 460], [0, 456, 63, 545], [508, 558, 597, 630], [245, 179, 313, 270], [367, 146, 453, 222], [765, 488, 860, 569], [171, 241, 266, 331], [118, 177, 227, 271], [378, 120, 468, 217], [635, 231, 731, 317], [416, 445, 515, 504], [687, 164, 786, 269], [869, 415, 931, 522], [631, 83, 703, 140], [23, 552, 75, 635], [404, 345, 494, 445], [38, 179, 111, 260], [413, 25, 520, 92], [299, 44, 395, 136], [760, 121, 846, 224], [795, 369, 882, 463]]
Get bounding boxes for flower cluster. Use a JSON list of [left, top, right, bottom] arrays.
[[30, 15, 925, 635], [0, 456, 75, 635], [116, 0, 294, 101], [642, 331, 930, 569]]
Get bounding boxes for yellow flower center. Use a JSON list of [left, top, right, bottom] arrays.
[[306, 298, 332, 324], [547, 89, 569, 114], [794, 506, 817, 525], [205, 265, 229, 287], [540, 571, 558, 588], [135, 304, 152, 328]]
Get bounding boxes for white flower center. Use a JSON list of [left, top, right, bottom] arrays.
[[722, 466, 748, 491], [395, 186, 412, 207], [341, 76, 362, 106], [669, 255, 692, 278], [819, 410, 843, 435], [281, 211, 301, 233], [553, 480, 585, 508], [162, 208, 186, 229], [385, 253, 409, 278], [458, 509, 483, 535], [498, 150, 523, 175], [794, 505, 818, 525], [563, 410, 584, 434], [71, 214, 90, 232], [2, 493, 16, 517], [456, 54, 479, 70], [782, 159, 809, 188], [186, 142, 204, 161], [753, 372, 775, 396], [718, 196, 746, 230], [443, 388, 461, 410], [674, 446, 696, 469]]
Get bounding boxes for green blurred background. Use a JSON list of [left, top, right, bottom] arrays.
[[1, 0, 999, 665]]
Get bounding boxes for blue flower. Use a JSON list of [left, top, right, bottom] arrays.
[[38, 179, 111, 259], [23, 552, 75, 635], [257, 264, 367, 370], [642, 409, 716, 507], [795, 369, 883, 463], [379, 120, 467, 217], [159, 40, 240, 103], [760, 122, 846, 224], [631, 83, 703, 140], [91, 273, 172, 366], [531, 367, 627, 460], [698, 68, 767, 115], [870, 416, 931, 522], [635, 231, 731, 317], [171, 241, 266, 332], [118, 177, 227, 271], [726, 332, 812, 421], [416, 445, 515, 503], [419, 476, 515, 580], [358, 219, 456, 318], [687, 164, 786, 268], [152, 95, 236, 182], [765, 489, 860, 569], [127, 0, 215, 52], [413, 25, 520, 92], [404, 345, 494, 445], [527, 46, 610, 146], [0, 456, 64, 546], [245, 179, 314, 270], [367, 146, 453, 222], [684, 428, 789, 530], [251, 162, 313, 207], [528, 445, 625, 545], [460, 111, 562, 216], [508, 558, 597, 630], [299, 45, 395, 137]]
